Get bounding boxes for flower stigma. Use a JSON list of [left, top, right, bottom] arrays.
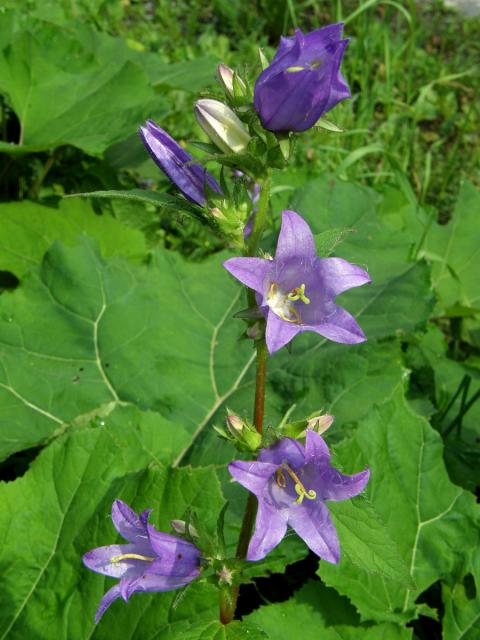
[[275, 463, 317, 505], [110, 553, 156, 564], [267, 282, 310, 323]]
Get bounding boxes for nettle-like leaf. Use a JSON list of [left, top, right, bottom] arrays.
[[0, 199, 146, 279], [0, 404, 227, 640], [0, 238, 254, 460], [247, 581, 412, 640], [289, 175, 426, 283], [318, 387, 480, 624], [0, 14, 168, 155]]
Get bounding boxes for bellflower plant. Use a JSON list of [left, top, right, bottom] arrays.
[[229, 430, 370, 561], [139, 120, 222, 206], [83, 500, 201, 622], [85, 20, 381, 629], [254, 23, 350, 132], [224, 210, 370, 353]]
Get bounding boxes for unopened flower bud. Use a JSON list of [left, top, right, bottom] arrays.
[[170, 520, 199, 538], [217, 64, 247, 98], [307, 414, 334, 435], [194, 99, 251, 155], [210, 206, 227, 220], [226, 414, 244, 435]]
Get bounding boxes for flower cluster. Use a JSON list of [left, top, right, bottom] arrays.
[[84, 21, 374, 627]]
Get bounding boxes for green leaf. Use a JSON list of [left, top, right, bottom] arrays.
[[412, 326, 480, 491], [247, 581, 412, 639], [315, 117, 344, 133], [290, 175, 425, 283], [150, 620, 268, 640], [318, 387, 480, 623], [0, 199, 146, 279], [0, 15, 166, 155], [0, 239, 254, 460], [442, 547, 480, 640], [421, 181, 480, 344], [289, 175, 434, 337], [148, 56, 218, 92], [0, 404, 226, 639], [314, 227, 352, 257], [328, 498, 413, 586], [67, 189, 204, 220]]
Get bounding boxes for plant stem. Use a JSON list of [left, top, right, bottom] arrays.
[[222, 338, 268, 623], [220, 176, 271, 624], [246, 172, 271, 258]]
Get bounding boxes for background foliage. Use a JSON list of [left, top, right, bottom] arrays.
[[0, 1, 479, 639]]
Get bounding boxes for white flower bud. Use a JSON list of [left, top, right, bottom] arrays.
[[307, 414, 334, 435], [217, 64, 247, 97], [226, 414, 244, 435], [194, 99, 251, 155]]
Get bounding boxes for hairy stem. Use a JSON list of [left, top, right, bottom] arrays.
[[246, 172, 271, 258], [220, 177, 271, 624]]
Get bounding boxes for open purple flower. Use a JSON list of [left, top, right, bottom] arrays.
[[254, 24, 350, 132], [223, 210, 370, 354], [139, 120, 222, 206], [229, 430, 369, 562], [83, 500, 201, 623]]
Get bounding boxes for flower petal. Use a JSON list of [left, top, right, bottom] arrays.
[[82, 543, 151, 579], [307, 306, 367, 344], [303, 23, 345, 55], [111, 499, 151, 543], [147, 527, 200, 571], [258, 437, 305, 468], [316, 257, 371, 296], [304, 429, 330, 465], [319, 467, 370, 501], [287, 500, 340, 563], [122, 570, 199, 600], [322, 39, 351, 112], [228, 460, 278, 496], [94, 584, 122, 623], [275, 210, 316, 261], [223, 257, 271, 295], [265, 310, 301, 354], [247, 499, 288, 561]]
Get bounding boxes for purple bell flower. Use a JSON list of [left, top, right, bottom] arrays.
[[83, 500, 201, 623], [254, 24, 351, 132], [223, 210, 370, 354], [139, 120, 222, 206], [229, 430, 369, 562]]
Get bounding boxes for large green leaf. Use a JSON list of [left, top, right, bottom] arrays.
[[247, 581, 412, 639], [289, 175, 426, 283], [0, 238, 254, 460], [318, 387, 479, 623], [0, 199, 146, 279], [0, 404, 226, 640], [0, 15, 166, 155]]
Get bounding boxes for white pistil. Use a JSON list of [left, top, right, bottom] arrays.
[[266, 282, 310, 324]]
